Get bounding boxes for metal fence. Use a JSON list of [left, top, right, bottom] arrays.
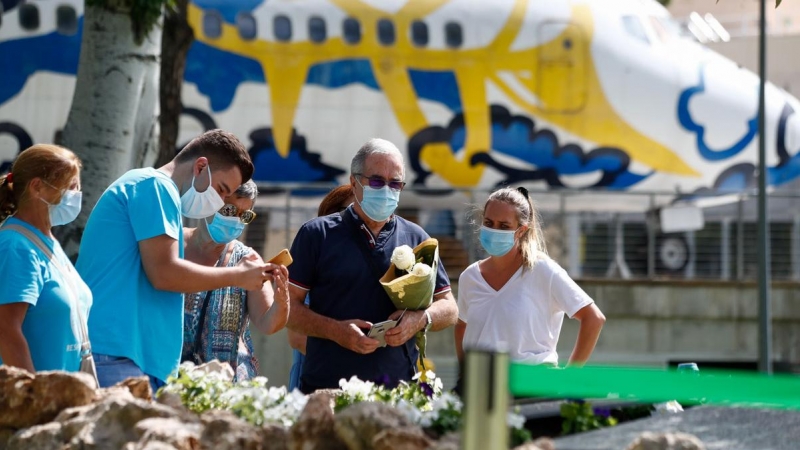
[[241, 185, 800, 282]]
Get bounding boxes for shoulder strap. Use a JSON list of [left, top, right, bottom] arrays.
[[192, 242, 230, 359], [0, 224, 91, 353]]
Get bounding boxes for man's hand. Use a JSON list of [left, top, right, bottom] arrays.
[[384, 310, 424, 347], [335, 319, 381, 354], [235, 253, 279, 291]]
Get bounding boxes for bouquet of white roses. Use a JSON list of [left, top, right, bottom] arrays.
[[380, 238, 439, 367]]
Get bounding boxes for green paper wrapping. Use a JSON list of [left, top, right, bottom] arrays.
[[380, 238, 439, 367]]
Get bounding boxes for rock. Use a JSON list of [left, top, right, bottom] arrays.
[[193, 360, 235, 381], [334, 402, 420, 450], [199, 410, 264, 450], [0, 427, 16, 449], [290, 392, 347, 450], [62, 396, 190, 449], [0, 366, 96, 430], [115, 376, 153, 402], [134, 417, 202, 450], [513, 437, 556, 450], [5, 422, 63, 450], [428, 432, 459, 450], [626, 432, 706, 450], [372, 427, 431, 450]]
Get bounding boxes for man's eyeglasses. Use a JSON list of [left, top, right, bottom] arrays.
[[354, 174, 406, 191], [219, 204, 257, 225]]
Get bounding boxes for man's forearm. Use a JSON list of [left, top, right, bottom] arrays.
[[287, 302, 343, 342], [427, 292, 459, 332], [150, 259, 244, 293]]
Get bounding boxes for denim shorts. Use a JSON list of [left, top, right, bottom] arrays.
[[93, 353, 165, 394]]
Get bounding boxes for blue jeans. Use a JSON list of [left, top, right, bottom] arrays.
[[94, 353, 165, 395], [288, 349, 305, 391]]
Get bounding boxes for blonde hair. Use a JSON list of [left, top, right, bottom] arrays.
[[0, 144, 82, 222], [483, 186, 548, 269]]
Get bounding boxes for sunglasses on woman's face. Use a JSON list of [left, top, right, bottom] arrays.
[[219, 204, 257, 225], [354, 174, 406, 191]]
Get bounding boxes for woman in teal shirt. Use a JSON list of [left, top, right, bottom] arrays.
[[0, 144, 92, 372]]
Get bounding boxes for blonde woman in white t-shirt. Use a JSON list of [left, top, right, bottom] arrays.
[[455, 187, 606, 376]]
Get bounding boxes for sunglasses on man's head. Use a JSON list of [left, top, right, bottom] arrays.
[[219, 204, 257, 225], [354, 174, 406, 191]]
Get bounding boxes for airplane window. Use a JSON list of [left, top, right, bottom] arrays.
[[377, 18, 395, 46], [236, 12, 257, 41], [56, 5, 78, 36], [202, 10, 223, 39], [274, 15, 292, 42], [621, 15, 649, 45], [343, 17, 361, 44], [445, 22, 463, 48], [411, 20, 428, 47], [19, 3, 40, 31], [309, 16, 326, 43]]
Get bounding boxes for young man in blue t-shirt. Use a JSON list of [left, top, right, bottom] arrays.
[[286, 138, 459, 393], [77, 130, 286, 391]]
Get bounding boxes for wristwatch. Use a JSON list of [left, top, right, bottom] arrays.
[[423, 310, 433, 332]]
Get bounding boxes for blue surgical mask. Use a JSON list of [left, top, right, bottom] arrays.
[[356, 181, 400, 222], [479, 226, 517, 257], [41, 190, 82, 226], [205, 212, 245, 244]]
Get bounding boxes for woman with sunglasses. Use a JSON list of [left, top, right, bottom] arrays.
[[181, 180, 290, 380], [0, 144, 93, 374], [455, 187, 606, 391]]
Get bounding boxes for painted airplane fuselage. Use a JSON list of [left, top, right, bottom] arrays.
[[1, 0, 799, 206]]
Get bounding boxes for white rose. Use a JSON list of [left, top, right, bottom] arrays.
[[392, 245, 416, 271], [411, 263, 432, 277]]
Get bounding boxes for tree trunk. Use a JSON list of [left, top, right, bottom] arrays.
[[57, 3, 162, 258], [157, 0, 193, 167]]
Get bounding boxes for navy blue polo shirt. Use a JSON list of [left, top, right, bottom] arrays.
[[288, 206, 451, 390]]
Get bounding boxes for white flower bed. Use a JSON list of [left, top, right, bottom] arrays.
[[162, 362, 529, 444]]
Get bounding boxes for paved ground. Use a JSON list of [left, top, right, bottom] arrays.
[[554, 405, 800, 450]]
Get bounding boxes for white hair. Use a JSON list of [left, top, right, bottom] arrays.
[[350, 138, 404, 177]]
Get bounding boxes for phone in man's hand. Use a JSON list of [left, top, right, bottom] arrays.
[[367, 319, 398, 347]]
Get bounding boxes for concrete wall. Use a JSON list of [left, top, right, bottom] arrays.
[[252, 279, 800, 389]]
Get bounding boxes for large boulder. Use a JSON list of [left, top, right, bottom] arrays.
[[0, 366, 96, 430], [200, 409, 288, 450], [289, 392, 347, 450], [334, 402, 425, 450], [626, 432, 706, 450], [372, 428, 431, 450], [134, 417, 202, 450]]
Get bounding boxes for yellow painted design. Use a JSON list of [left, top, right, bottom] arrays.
[[187, 0, 697, 185]]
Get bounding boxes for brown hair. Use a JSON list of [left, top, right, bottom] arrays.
[[174, 129, 254, 183], [0, 144, 82, 222], [318, 185, 354, 217], [483, 186, 548, 269]]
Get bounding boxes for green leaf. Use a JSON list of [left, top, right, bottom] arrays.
[[777, 0, 782, 7]]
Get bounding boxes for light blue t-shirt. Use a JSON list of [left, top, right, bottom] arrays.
[[0, 217, 93, 372], [77, 168, 184, 381]]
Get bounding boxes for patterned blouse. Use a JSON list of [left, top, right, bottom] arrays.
[[182, 240, 259, 381]]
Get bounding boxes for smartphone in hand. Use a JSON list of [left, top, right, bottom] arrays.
[[367, 319, 398, 347]]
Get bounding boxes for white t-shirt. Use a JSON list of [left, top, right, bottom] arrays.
[[457, 257, 594, 365]]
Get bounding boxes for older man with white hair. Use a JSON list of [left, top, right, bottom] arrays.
[[286, 138, 458, 393]]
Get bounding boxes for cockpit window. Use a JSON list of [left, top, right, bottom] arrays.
[[19, 3, 40, 31], [411, 20, 428, 47], [343, 17, 361, 44], [274, 15, 292, 42], [202, 10, 222, 39], [621, 15, 649, 45], [57, 5, 78, 36], [309, 16, 326, 43], [236, 13, 257, 41], [377, 18, 395, 46]]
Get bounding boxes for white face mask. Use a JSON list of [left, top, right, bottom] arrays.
[[180, 165, 224, 219], [41, 190, 82, 226]]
